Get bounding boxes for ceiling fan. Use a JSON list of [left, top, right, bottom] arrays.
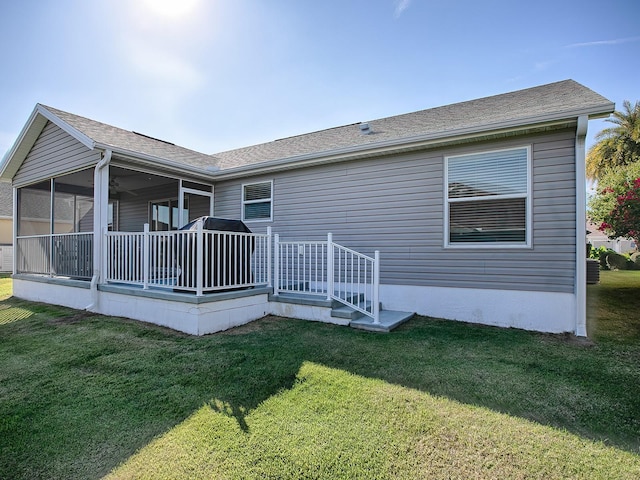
[[109, 176, 138, 196]]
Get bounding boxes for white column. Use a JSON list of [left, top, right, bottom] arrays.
[[266, 227, 272, 289], [273, 233, 280, 295], [327, 233, 334, 301], [93, 150, 111, 284], [143, 223, 150, 290], [196, 220, 203, 296], [373, 250, 380, 324]]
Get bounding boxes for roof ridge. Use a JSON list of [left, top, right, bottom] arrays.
[[211, 79, 613, 170], [211, 79, 585, 157]]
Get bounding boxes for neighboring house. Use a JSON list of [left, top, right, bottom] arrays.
[[0, 79, 614, 336], [0, 181, 14, 272], [587, 221, 636, 254]]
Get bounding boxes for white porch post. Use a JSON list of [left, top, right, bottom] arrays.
[[178, 180, 184, 228], [93, 150, 111, 284], [327, 233, 334, 301], [12, 186, 17, 275], [373, 250, 380, 324], [143, 223, 150, 290], [266, 227, 272, 289], [273, 233, 280, 295], [196, 220, 204, 296], [49, 178, 54, 276], [102, 227, 108, 283]]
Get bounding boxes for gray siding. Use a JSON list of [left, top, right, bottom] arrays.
[[13, 122, 101, 186], [214, 129, 577, 294]]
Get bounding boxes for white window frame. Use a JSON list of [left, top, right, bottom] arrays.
[[444, 145, 532, 249], [241, 180, 273, 222]]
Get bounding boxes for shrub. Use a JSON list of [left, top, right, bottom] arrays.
[[598, 249, 613, 269], [606, 251, 634, 270], [590, 246, 611, 261]]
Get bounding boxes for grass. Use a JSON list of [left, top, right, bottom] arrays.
[[0, 272, 639, 479], [587, 270, 640, 342]]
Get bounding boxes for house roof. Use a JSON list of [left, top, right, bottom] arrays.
[[41, 105, 218, 169], [212, 80, 614, 170], [1, 79, 614, 183], [0, 104, 218, 182]]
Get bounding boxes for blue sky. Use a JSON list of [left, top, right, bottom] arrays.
[[0, 0, 638, 162]]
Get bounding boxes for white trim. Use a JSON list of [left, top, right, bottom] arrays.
[[241, 180, 273, 222], [12, 278, 270, 336], [444, 145, 532, 249], [36, 105, 96, 150], [381, 284, 576, 333], [211, 106, 613, 181], [12, 186, 17, 274], [179, 185, 214, 227], [96, 144, 214, 181]]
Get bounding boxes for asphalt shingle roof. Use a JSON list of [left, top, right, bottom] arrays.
[[33, 80, 613, 174], [211, 80, 613, 169], [41, 105, 218, 170]]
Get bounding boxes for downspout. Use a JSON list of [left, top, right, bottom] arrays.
[[575, 116, 588, 337], [85, 149, 111, 311]]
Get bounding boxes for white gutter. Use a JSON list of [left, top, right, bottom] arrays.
[[85, 149, 111, 311], [94, 143, 215, 181], [575, 116, 589, 337], [212, 103, 615, 180]]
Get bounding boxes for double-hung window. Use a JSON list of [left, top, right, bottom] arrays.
[[242, 181, 273, 221], [445, 146, 531, 247]]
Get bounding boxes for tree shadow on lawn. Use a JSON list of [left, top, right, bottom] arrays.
[[1, 299, 639, 478], [176, 314, 640, 456]]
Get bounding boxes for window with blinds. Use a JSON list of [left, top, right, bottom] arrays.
[[445, 146, 530, 247], [242, 181, 273, 221]]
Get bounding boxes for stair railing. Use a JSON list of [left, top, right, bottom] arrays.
[[273, 232, 380, 324]]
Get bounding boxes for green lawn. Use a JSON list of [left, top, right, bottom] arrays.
[[1, 272, 639, 479]]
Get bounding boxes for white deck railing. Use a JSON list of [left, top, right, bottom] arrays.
[[274, 233, 380, 323], [16, 228, 379, 322], [16, 232, 93, 279], [274, 238, 329, 296], [105, 224, 271, 295], [331, 239, 380, 322]]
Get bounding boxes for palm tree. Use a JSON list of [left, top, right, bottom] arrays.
[[586, 100, 640, 181]]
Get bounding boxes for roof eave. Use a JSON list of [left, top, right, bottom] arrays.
[[0, 104, 97, 182], [212, 102, 615, 180], [98, 143, 217, 182]]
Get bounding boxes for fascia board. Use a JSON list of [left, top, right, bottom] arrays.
[[0, 107, 46, 180], [0, 104, 97, 181], [36, 105, 96, 149], [98, 143, 216, 181], [212, 103, 615, 180]]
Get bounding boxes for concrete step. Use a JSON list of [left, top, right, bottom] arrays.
[[349, 309, 415, 333], [269, 292, 334, 308], [331, 304, 367, 320]]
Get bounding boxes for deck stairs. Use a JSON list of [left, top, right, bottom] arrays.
[[269, 290, 414, 333]]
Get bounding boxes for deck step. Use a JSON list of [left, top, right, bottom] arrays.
[[269, 292, 334, 308], [331, 304, 368, 320], [270, 291, 414, 333], [349, 310, 415, 333]]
